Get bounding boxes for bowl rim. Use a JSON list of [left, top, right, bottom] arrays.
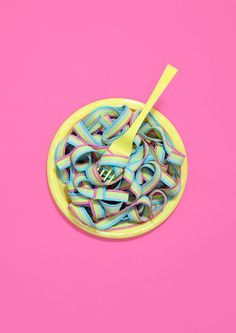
[[47, 98, 188, 239]]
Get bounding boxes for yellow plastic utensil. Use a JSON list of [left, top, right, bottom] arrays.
[[99, 64, 178, 182]]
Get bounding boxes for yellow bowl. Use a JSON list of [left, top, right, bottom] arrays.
[[47, 98, 188, 239]]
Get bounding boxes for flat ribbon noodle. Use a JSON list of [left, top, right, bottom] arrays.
[[55, 105, 185, 231]]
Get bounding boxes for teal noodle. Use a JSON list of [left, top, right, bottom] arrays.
[[55, 105, 185, 230]]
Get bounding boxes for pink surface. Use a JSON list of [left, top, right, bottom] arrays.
[[0, 1, 236, 332]]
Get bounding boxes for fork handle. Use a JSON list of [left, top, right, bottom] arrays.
[[125, 64, 178, 142]]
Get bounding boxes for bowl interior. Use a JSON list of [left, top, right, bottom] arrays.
[[47, 98, 188, 239]]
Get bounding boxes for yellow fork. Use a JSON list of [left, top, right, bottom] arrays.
[[99, 64, 178, 182]]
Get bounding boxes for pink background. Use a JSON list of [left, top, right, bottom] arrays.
[[0, 1, 236, 332]]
